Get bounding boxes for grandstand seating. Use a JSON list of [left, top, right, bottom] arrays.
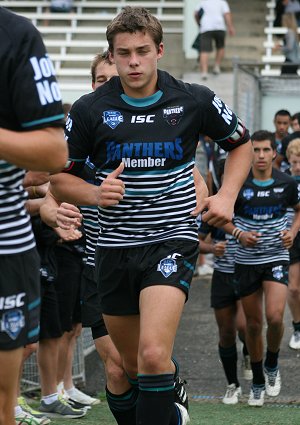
[[2, 0, 184, 88], [262, 1, 300, 76]]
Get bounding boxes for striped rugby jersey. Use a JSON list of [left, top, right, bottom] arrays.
[[65, 70, 250, 248], [0, 8, 64, 255], [234, 168, 299, 265]]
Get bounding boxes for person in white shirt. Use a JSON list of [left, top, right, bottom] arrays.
[[194, 0, 235, 80]]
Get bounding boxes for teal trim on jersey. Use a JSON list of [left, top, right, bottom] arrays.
[[28, 325, 40, 339], [21, 113, 65, 128], [103, 161, 193, 176], [252, 178, 274, 187], [0, 162, 11, 169], [28, 297, 41, 311], [83, 219, 98, 227], [214, 117, 238, 142], [68, 158, 86, 162], [235, 216, 286, 226], [121, 90, 163, 107], [183, 260, 194, 271], [180, 280, 190, 289], [125, 177, 192, 195]]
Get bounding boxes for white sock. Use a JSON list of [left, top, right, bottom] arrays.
[[42, 392, 58, 405], [15, 406, 23, 416], [65, 387, 77, 397]]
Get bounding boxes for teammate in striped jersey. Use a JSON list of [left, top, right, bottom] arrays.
[[224, 130, 300, 407], [285, 138, 300, 349], [49, 7, 252, 424], [0, 7, 67, 425], [198, 160, 250, 406]]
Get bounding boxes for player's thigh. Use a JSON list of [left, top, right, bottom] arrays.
[[288, 261, 300, 291], [264, 280, 287, 322], [139, 285, 185, 357], [103, 314, 140, 377]]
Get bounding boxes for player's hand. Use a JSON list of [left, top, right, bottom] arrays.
[[281, 229, 294, 249], [98, 163, 125, 207], [200, 193, 234, 227], [56, 202, 82, 230], [239, 231, 260, 247], [55, 226, 82, 242], [213, 240, 227, 257]]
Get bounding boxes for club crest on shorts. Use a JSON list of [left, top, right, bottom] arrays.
[[272, 265, 283, 280], [157, 257, 178, 278], [1, 309, 25, 340], [103, 110, 124, 129]]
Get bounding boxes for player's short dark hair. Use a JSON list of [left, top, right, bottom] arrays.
[[90, 51, 112, 83], [274, 109, 291, 119], [251, 130, 276, 150], [292, 112, 300, 125], [106, 6, 163, 53]]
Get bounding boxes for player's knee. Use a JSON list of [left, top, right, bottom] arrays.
[[266, 312, 284, 328], [138, 345, 169, 373], [247, 318, 262, 336]]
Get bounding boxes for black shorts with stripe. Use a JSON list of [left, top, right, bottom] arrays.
[[211, 270, 240, 309], [95, 239, 199, 315], [0, 248, 40, 350], [235, 261, 289, 298]]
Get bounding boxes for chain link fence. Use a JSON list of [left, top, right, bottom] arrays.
[[233, 61, 300, 134], [21, 328, 95, 393]]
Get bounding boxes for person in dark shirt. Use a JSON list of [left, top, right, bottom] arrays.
[[0, 7, 67, 425], [49, 6, 252, 425], [224, 130, 300, 407]]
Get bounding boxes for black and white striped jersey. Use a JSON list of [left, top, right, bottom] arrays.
[[234, 168, 299, 265], [197, 218, 237, 273], [0, 8, 64, 255], [286, 175, 300, 229], [64, 70, 250, 248]]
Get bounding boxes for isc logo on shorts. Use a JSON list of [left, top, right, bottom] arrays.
[[0, 293, 25, 310]]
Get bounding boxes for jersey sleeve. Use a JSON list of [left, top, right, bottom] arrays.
[[193, 84, 250, 152], [4, 16, 64, 130], [63, 97, 92, 177]]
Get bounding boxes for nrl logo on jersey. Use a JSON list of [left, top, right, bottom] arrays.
[[103, 111, 124, 129], [243, 188, 254, 200], [163, 106, 184, 126], [157, 257, 178, 278]]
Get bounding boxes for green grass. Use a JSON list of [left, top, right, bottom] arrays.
[[42, 400, 300, 425]]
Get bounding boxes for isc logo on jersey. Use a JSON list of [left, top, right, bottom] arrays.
[[0, 293, 25, 310], [131, 115, 155, 123], [30, 55, 62, 106]]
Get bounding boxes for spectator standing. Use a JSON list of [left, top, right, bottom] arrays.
[[275, 13, 300, 75], [0, 7, 67, 425], [194, 0, 235, 80]]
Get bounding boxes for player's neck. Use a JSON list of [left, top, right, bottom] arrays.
[[252, 167, 273, 181]]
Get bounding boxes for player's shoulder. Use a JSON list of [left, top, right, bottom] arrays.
[[272, 167, 295, 184], [158, 69, 215, 104], [0, 7, 38, 41]]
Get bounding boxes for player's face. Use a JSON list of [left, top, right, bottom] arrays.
[[291, 119, 300, 132], [92, 61, 118, 90], [289, 153, 300, 176], [274, 115, 290, 138], [252, 139, 276, 174], [109, 31, 164, 98]]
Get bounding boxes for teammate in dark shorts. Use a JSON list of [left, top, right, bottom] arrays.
[[49, 7, 252, 425], [224, 130, 300, 407], [285, 138, 300, 349], [0, 7, 67, 425], [198, 160, 251, 406]]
